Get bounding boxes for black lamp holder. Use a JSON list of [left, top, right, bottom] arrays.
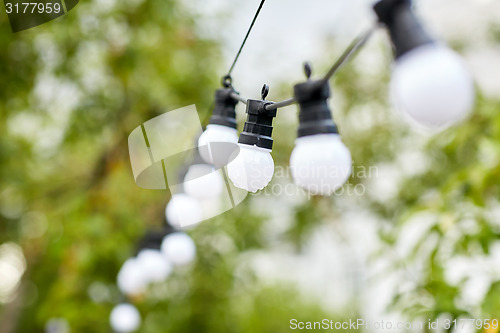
[[294, 63, 338, 138], [135, 224, 176, 254], [237, 84, 277, 150], [208, 86, 239, 129], [373, 0, 435, 58]]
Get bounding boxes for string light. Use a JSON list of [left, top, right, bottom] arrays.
[[116, 0, 478, 330], [183, 164, 224, 199], [198, 0, 475, 195], [290, 64, 352, 195], [136, 249, 172, 283], [227, 85, 277, 192], [161, 232, 197, 266], [198, 87, 239, 164], [374, 0, 475, 129], [112, 229, 197, 329], [165, 193, 203, 228], [116, 226, 196, 299], [110, 303, 141, 333], [117, 258, 147, 296]]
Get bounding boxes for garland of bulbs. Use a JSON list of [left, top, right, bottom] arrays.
[[110, 0, 476, 331], [110, 144, 222, 333], [110, 224, 198, 332], [199, 0, 474, 195]]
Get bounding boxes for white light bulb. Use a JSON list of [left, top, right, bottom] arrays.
[[165, 193, 203, 228], [290, 134, 352, 196], [391, 44, 475, 129], [183, 164, 223, 199], [198, 124, 238, 164], [136, 249, 172, 283], [117, 258, 147, 296], [161, 232, 196, 266], [227, 144, 274, 193], [110, 303, 141, 333]]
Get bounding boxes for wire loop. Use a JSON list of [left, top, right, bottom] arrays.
[[304, 62, 312, 79], [261, 84, 269, 100], [222, 75, 233, 88]]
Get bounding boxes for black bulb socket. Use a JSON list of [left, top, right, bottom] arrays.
[[208, 88, 238, 129], [373, 0, 435, 59], [135, 225, 175, 254], [238, 99, 277, 150], [294, 79, 338, 138]]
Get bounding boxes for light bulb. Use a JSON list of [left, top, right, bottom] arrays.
[[136, 249, 172, 283], [165, 193, 203, 228], [117, 258, 147, 296], [183, 164, 223, 199], [227, 144, 274, 193], [198, 124, 238, 164], [161, 232, 196, 266], [110, 303, 141, 333], [290, 134, 352, 196], [391, 44, 475, 129]]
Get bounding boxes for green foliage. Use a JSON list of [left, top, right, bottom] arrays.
[[369, 91, 500, 322], [1, 0, 500, 331], [0, 1, 351, 332]]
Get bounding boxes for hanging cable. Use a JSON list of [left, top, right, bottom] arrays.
[[322, 25, 377, 82], [221, 1, 373, 109], [224, 0, 267, 84], [264, 25, 377, 111], [230, 91, 248, 104]]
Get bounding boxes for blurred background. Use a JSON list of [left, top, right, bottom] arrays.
[[1, 0, 500, 332]]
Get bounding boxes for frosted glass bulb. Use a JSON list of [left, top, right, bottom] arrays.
[[290, 134, 352, 196], [198, 124, 238, 164], [165, 193, 203, 228], [161, 232, 196, 266], [136, 249, 172, 283], [110, 303, 141, 333], [227, 144, 274, 193], [117, 258, 147, 296], [183, 164, 223, 199], [391, 44, 475, 129]]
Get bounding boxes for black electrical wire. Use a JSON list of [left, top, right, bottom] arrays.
[[230, 91, 248, 104], [221, 1, 376, 110], [264, 25, 377, 111], [322, 26, 377, 82], [225, 0, 267, 81]]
